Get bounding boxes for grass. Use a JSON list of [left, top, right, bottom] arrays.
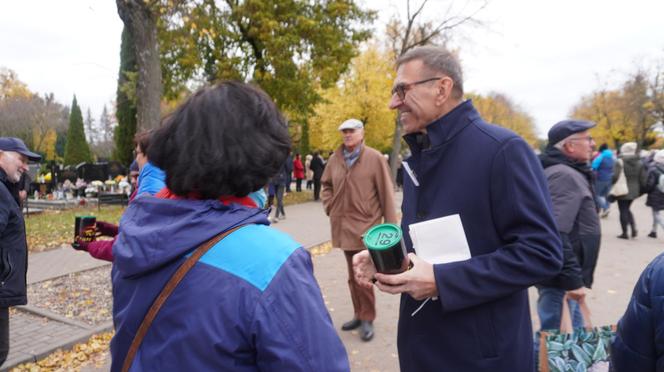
[[283, 188, 316, 206], [25, 206, 125, 253], [25, 189, 318, 253]]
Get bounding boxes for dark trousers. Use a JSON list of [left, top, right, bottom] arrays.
[[618, 199, 636, 235], [285, 176, 292, 193], [313, 177, 322, 201], [274, 185, 285, 218], [344, 250, 376, 321], [0, 307, 9, 366], [306, 180, 313, 190], [295, 179, 303, 192]]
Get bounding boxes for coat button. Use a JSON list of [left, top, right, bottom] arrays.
[[416, 211, 426, 219]]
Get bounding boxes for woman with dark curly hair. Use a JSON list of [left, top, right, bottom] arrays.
[[110, 81, 349, 372]]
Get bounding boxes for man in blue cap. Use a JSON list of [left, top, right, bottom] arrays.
[[0, 137, 41, 366], [535, 120, 601, 345]]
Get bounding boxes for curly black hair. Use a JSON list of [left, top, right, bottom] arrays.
[[148, 81, 291, 199]]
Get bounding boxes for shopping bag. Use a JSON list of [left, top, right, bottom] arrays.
[[609, 159, 628, 197], [537, 296, 616, 372]]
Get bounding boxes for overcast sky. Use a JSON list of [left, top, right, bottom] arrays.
[[1, 0, 663, 137]]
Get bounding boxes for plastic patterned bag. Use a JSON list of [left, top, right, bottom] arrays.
[[537, 297, 616, 372]]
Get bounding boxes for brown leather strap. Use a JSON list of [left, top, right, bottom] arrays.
[[121, 225, 246, 372]]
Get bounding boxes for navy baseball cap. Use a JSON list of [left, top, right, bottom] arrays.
[[0, 137, 42, 161], [547, 120, 596, 145]]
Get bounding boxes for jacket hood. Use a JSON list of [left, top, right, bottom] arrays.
[[113, 195, 269, 278], [620, 154, 640, 166]]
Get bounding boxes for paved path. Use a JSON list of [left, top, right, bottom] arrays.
[[27, 245, 110, 285], [9, 192, 664, 371]]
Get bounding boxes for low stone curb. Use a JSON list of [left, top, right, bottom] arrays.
[[4, 322, 113, 371], [18, 304, 93, 329], [3, 305, 113, 371]]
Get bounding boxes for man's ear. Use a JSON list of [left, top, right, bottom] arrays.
[[436, 78, 454, 105]]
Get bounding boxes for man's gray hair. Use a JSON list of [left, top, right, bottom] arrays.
[[553, 139, 567, 150], [396, 46, 464, 99]]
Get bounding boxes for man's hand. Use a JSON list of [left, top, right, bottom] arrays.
[[374, 253, 437, 301], [352, 250, 377, 289], [566, 287, 586, 302]]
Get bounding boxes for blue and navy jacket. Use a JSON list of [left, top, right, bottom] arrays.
[[591, 149, 614, 182], [111, 196, 349, 372], [398, 100, 562, 372], [612, 252, 664, 371], [136, 162, 166, 196]]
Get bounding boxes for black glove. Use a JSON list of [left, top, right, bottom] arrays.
[[96, 221, 119, 237], [71, 238, 90, 252]]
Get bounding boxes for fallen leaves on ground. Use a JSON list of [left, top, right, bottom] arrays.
[[11, 331, 113, 372], [27, 266, 112, 326], [309, 241, 332, 257]]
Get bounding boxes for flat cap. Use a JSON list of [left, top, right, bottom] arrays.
[[0, 137, 41, 161], [547, 120, 596, 145], [338, 118, 364, 131]]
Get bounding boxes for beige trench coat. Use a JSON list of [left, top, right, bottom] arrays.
[[321, 144, 397, 251]]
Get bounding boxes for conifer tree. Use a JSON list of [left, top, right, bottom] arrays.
[[113, 26, 138, 166], [63, 95, 93, 165]]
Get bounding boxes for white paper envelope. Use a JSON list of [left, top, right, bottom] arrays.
[[408, 214, 471, 265]]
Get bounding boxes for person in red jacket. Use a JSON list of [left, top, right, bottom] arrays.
[[293, 153, 305, 192]]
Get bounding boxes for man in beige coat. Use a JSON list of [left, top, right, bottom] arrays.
[[321, 118, 397, 342]]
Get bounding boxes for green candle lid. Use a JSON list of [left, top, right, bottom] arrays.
[[363, 223, 402, 250]]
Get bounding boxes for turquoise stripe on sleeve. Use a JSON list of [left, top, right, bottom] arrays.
[[198, 224, 301, 291]]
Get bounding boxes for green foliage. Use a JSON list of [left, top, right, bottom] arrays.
[[0, 71, 69, 154], [113, 26, 138, 167], [158, 0, 375, 123], [467, 92, 539, 147], [63, 96, 93, 165], [309, 45, 396, 152], [571, 69, 662, 150], [55, 131, 67, 158], [300, 121, 311, 154]]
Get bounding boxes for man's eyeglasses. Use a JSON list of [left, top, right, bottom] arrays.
[[568, 136, 594, 144], [391, 77, 443, 101]]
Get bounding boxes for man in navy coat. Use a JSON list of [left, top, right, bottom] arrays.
[[353, 45, 563, 371]]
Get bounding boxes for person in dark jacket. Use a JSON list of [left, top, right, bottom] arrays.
[[0, 137, 41, 366], [110, 82, 348, 372], [591, 143, 614, 217], [353, 45, 562, 372], [270, 159, 288, 222], [310, 151, 325, 201], [535, 121, 601, 349], [645, 150, 664, 238], [612, 251, 664, 371], [614, 142, 647, 239], [284, 151, 293, 193]]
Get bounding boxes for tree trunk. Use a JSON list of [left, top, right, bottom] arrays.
[[388, 117, 402, 183], [116, 0, 162, 131]]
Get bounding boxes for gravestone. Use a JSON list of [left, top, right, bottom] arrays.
[[76, 163, 109, 182], [107, 161, 127, 178]]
